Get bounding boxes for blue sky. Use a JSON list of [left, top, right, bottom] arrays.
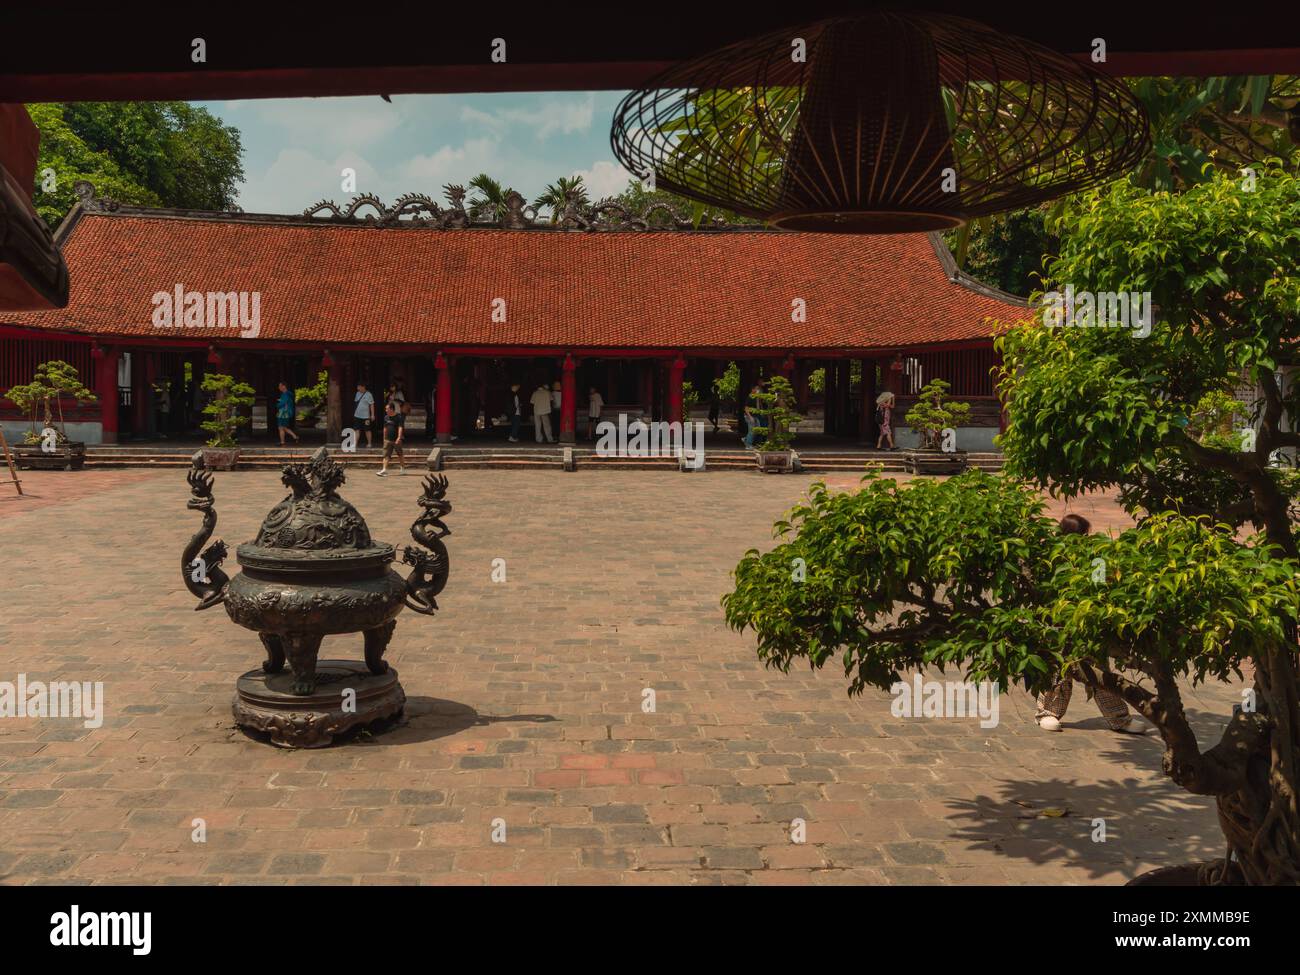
[[197, 91, 640, 216]]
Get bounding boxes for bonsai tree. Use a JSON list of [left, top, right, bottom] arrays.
[[4, 360, 97, 444], [200, 372, 255, 448], [712, 361, 740, 411], [725, 160, 1300, 884], [751, 376, 802, 452], [904, 378, 970, 450], [295, 370, 329, 423], [680, 380, 700, 422]]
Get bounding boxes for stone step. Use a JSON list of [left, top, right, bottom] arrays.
[[85, 446, 1003, 473]]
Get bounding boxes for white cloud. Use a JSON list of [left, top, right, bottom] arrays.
[[394, 137, 510, 191], [460, 95, 596, 141], [571, 160, 636, 200], [247, 97, 403, 152], [236, 148, 382, 214]]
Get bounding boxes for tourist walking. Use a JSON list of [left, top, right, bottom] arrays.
[[743, 384, 764, 448], [1035, 514, 1148, 735], [354, 382, 375, 447], [508, 383, 522, 442], [587, 386, 604, 439], [530, 383, 554, 443], [376, 402, 405, 476], [156, 381, 171, 439], [276, 381, 300, 445], [874, 391, 896, 450], [386, 380, 406, 412]]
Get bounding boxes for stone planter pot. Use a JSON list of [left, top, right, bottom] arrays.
[[13, 441, 86, 471], [756, 449, 794, 473], [201, 447, 241, 471], [903, 448, 968, 476]]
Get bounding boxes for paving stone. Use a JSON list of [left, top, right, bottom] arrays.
[[0, 469, 1240, 886]]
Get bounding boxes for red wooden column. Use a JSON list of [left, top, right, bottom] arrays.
[[560, 353, 577, 443], [434, 352, 453, 443], [92, 345, 119, 444], [323, 349, 341, 442], [667, 354, 686, 424]]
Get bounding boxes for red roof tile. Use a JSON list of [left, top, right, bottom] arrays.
[[6, 209, 1024, 350]]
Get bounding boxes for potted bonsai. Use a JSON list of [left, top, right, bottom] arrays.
[[711, 360, 740, 432], [681, 379, 700, 424], [5, 360, 96, 471], [751, 375, 802, 473], [200, 372, 255, 470], [295, 370, 328, 428], [903, 378, 970, 475]]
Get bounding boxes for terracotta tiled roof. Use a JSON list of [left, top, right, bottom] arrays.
[[6, 208, 1025, 350]]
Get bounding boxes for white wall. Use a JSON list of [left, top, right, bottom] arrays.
[[1, 420, 103, 445], [888, 426, 999, 452]]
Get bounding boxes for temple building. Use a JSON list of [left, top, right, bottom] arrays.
[[0, 184, 1025, 448]]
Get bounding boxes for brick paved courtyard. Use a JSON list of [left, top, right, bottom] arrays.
[[0, 467, 1238, 885]]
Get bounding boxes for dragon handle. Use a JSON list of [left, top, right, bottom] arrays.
[[402, 473, 451, 615], [183, 452, 230, 610]]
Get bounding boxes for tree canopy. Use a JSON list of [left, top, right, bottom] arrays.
[[726, 158, 1300, 884], [27, 102, 244, 229]]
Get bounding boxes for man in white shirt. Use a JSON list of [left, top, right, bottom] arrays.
[[530, 383, 554, 443], [586, 387, 604, 440], [354, 382, 375, 446]]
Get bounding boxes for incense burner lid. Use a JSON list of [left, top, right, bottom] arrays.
[[235, 447, 392, 573]]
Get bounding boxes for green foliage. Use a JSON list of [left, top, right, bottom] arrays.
[[27, 102, 243, 229], [467, 173, 516, 221], [680, 380, 699, 419], [533, 175, 589, 222], [724, 113, 1300, 869], [723, 471, 1059, 693], [4, 360, 97, 441], [995, 159, 1300, 505], [946, 75, 1298, 292], [807, 363, 860, 396], [1013, 513, 1297, 689], [1130, 75, 1298, 192], [200, 373, 255, 448], [904, 380, 970, 450], [1187, 389, 1250, 453], [724, 471, 1298, 697], [612, 177, 753, 227], [750, 376, 802, 452], [295, 371, 329, 421], [712, 361, 740, 407], [944, 207, 1056, 297]]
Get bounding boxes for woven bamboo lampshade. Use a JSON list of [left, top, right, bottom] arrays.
[[610, 12, 1150, 233]]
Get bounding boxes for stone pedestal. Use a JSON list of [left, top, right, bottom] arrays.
[[233, 659, 405, 748]]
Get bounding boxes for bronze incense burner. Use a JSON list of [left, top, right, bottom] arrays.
[[180, 446, 450, 746]]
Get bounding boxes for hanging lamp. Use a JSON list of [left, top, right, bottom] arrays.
[[610, 12, 1150, 233]]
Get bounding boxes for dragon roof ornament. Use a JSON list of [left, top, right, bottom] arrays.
[[300, 184, 753, 232]]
